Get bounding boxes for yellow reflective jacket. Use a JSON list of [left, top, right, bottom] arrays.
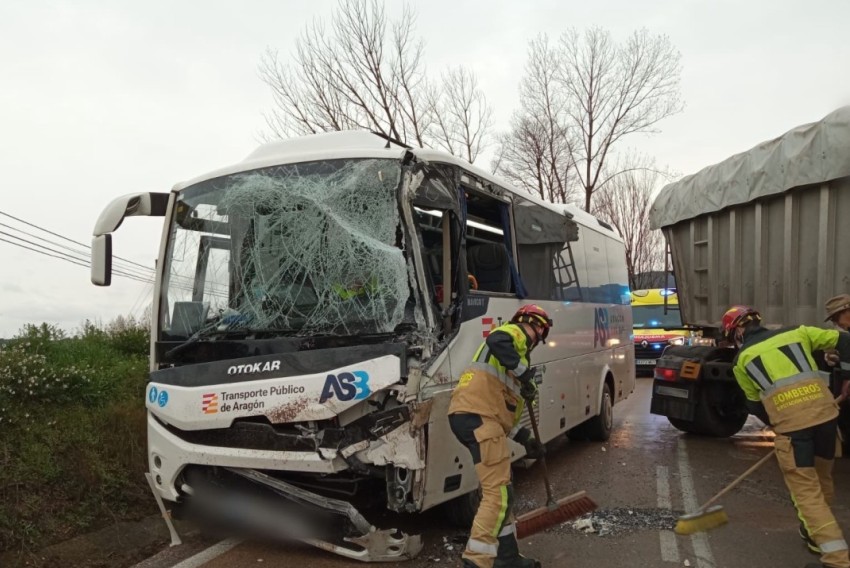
[[448, 322, 533, 434], [732, 325, 849, 433]]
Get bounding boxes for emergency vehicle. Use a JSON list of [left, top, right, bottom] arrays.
[[630, 288, 687, 374]]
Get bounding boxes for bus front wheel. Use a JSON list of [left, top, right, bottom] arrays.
[[443, 487, 481, 528]]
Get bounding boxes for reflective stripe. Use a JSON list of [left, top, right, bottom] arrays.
[[515, 362, 528, 376], [745, 361, 772, 390], [819, 539, 848, 553], [841, 362, 850, 371], [493, 485, 510, 537], [509, 426, 520, 438], [499, 523, 516, 537], [476, 346, 491, 364], [467, 538, 498, 556], [470, 362, 523, 395], [788, 343, 813, 372], [470, 361, 506, 381], [764, 371, 823, 394]]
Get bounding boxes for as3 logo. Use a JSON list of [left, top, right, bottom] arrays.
[[319, 371, 371, 403]]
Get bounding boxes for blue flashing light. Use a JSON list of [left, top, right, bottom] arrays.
[[660, 288, 677, 296], [653, 344, 663, 350], [649, 320, 660, 326]]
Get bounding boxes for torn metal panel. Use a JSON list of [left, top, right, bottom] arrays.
[[224, 467, 423, 562], [354, 422, 425, 470], [305, 530, 423, 563]]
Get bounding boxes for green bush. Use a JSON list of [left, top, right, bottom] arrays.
[[0, 318, 152, 552]]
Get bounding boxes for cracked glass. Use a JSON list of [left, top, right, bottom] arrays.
[[160, 158, 412, 339]]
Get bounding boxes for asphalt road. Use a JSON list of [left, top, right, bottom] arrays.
[[137, 378, 850, 568]]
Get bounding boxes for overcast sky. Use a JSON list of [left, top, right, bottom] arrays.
[[1, 0, 848, 337]]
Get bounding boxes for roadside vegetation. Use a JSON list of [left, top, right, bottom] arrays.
[[0, 318, 153, 554]]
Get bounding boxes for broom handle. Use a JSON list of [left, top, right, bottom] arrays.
[[526, 397, 556, 505], [698, 450, 775, 512]]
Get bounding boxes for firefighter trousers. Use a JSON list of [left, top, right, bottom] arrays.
[[449, 413, 517, 568], [775, 419, 849, 568]]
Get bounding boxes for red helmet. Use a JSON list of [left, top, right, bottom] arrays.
[[512, 304, 553, 343], [721, 305, 761, 337]]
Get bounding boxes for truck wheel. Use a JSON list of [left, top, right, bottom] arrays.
[[443, 487, 481, 527], [667, 386, 747, 437], [667, 417, 705, 435], [583, 383, 614, 442]]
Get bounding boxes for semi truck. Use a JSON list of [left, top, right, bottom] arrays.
[[648, 106, 850, 437]]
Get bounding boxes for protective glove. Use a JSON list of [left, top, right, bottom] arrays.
[[513, 427, 545, 460], [517, 366, 537, 384], [825, 349, 840, 367], [520, 378, 538, 402], [516, 366, 538, 400]]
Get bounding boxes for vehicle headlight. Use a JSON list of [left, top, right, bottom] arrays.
[[668, 337, 686, 346]]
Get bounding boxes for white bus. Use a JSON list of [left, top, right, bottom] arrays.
[[91, 131, 635, 561]]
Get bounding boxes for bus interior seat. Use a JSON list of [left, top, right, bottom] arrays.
[[468, 243, 511, 293]]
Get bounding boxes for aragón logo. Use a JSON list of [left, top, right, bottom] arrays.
[[319, 371, 371, 403]]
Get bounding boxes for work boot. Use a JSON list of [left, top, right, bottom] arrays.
[[799, 522, 821, 555], [493, 533, 541, 568]]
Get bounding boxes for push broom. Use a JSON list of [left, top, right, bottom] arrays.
[[674, 449, 775, 535], [515, 396, 597, 539]]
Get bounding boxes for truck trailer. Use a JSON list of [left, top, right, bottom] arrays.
[[648, 107, 850, 437]]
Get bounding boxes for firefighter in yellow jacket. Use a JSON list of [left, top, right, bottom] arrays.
[[724, 305, 850, 568], [448, 304, 553, 568]]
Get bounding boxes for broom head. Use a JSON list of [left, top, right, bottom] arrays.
[[515, 491, 597, 539], [674, 505, 728, 535]]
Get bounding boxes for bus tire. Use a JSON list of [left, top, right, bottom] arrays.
[[566, 423, 587, 441], [583, 382, 614, 442], [443, 487, 481, 528]]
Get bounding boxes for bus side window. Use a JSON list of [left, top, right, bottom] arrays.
[[462, 186, 514, 295], [513, 197, 583, 301]]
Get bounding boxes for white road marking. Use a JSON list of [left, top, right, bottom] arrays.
[[678, 438, 717, 567], [657, 465, 680, 563], [170, 539, 241, 568]]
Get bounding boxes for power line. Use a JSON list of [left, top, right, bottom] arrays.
[[0, 209, 231, 298], [0, 209, 154, 271], [0, 235, 153, 284], [0, 228, 156, 282]]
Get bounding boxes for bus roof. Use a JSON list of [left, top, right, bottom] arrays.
[[171, 131, 622, 242]]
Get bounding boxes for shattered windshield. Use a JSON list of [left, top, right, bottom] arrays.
[[160, 158, 412, 340]]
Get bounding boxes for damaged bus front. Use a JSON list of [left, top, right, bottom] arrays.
[[91, 135, 468, 561]]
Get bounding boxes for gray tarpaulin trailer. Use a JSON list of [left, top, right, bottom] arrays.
[[647, 107, 850, 436]]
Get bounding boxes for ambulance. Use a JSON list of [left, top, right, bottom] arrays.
[[631, 289, 687, 374]]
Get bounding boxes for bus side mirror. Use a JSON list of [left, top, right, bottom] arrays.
[[91, 234, 113, 286]]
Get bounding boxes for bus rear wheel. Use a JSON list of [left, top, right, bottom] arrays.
[[583, 383, 614, 442]]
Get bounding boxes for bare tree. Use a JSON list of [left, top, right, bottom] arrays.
[[592, 157, 672, 288], [493, 36, 576, 203], [429, 67, 493, 163], [260, 0, 493, 162], [561, 28, 683, 211], [495, 28, 682, 209]]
